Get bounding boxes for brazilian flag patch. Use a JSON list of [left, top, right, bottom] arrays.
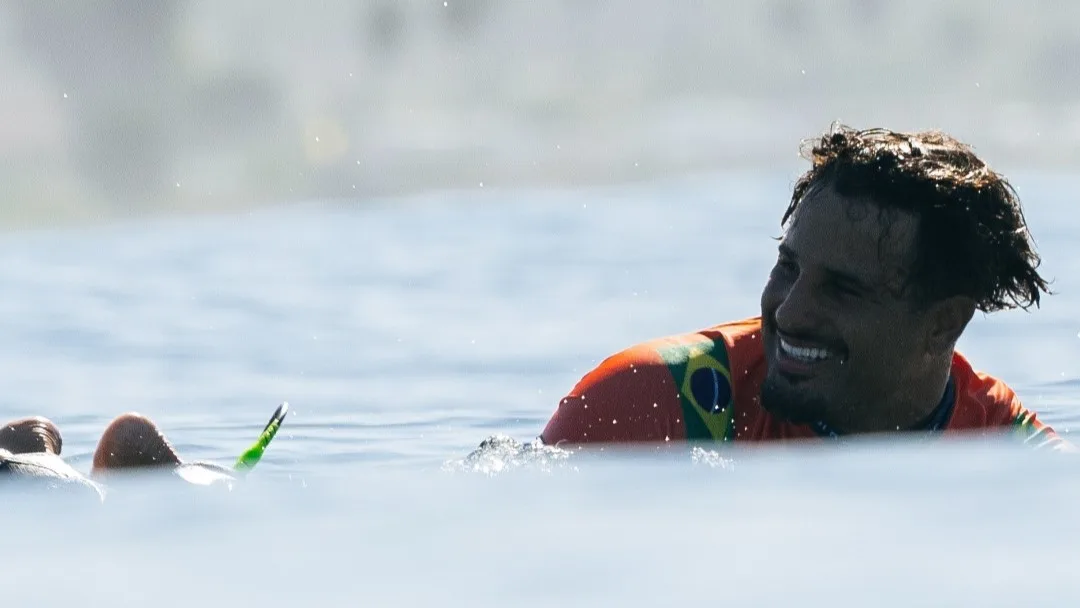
[[654, 336, 736, 441]]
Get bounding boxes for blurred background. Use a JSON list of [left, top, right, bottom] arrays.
[[2, 0, 1078, 228]]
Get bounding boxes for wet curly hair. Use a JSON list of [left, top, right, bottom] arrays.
[[783, 123, 1051, 313]]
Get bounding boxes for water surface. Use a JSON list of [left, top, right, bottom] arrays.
[[2, 172, 1079, 605]]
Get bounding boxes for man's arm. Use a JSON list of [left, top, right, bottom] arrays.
[[1011, 405, 1076, 452], [541, 345, 688, 446]]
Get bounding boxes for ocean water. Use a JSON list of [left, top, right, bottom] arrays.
[[3, 171, 1080, 605]]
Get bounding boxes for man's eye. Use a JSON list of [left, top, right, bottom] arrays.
[[831, 282, 863, 298]]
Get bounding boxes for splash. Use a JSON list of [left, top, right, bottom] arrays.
[[445, 436, 739, 475], [443, 434, 576, 476], [689, 446, 736, 470]]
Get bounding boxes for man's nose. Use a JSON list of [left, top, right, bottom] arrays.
[[773, 276, 823, 333]]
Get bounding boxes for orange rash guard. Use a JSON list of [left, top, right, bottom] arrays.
[[541, 316, 1068, 450]]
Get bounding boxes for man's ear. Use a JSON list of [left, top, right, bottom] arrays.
[[926, 296, 976, 355]]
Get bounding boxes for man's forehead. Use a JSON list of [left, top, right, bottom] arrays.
[[783, 188, 916, 284]]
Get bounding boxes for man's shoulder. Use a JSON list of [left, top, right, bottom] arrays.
[[614, 316, 763, 367], [540, 317, 763, 445], [948, 351, 1072, 450], [949, 351, 1023, 418], [566, 317, 758, 395]]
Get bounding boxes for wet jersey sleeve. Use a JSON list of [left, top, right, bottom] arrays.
[[540, 345, 688, 445], [951, 359, 1076, 453], [1010, 403, 1076, 452]]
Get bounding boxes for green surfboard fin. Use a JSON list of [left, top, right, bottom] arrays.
[[234, 402, 289, 473]]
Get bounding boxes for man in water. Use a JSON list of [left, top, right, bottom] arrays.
[[541, 123, 1069, 450]]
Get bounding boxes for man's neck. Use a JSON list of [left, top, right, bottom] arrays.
[[817, 366, 954, 436]]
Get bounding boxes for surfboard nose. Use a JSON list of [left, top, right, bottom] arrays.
[[91, 412, 182, 476], [0, 448, 106, 500]]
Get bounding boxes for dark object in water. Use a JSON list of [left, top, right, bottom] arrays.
[[0, 403, 290, 497]]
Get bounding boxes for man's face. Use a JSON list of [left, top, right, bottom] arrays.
[[759, 183, 935, 432]]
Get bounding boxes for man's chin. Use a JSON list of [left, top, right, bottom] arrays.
[[760, 402, 818, 426], [760, 372, 828, 426]]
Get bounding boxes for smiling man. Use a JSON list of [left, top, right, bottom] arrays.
[[540, 124, 1069, 450]]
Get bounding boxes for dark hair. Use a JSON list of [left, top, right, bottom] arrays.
[[783, 122, 1051, 313]]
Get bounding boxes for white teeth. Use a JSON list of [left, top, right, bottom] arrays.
[[779, 338, 832, 362]]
